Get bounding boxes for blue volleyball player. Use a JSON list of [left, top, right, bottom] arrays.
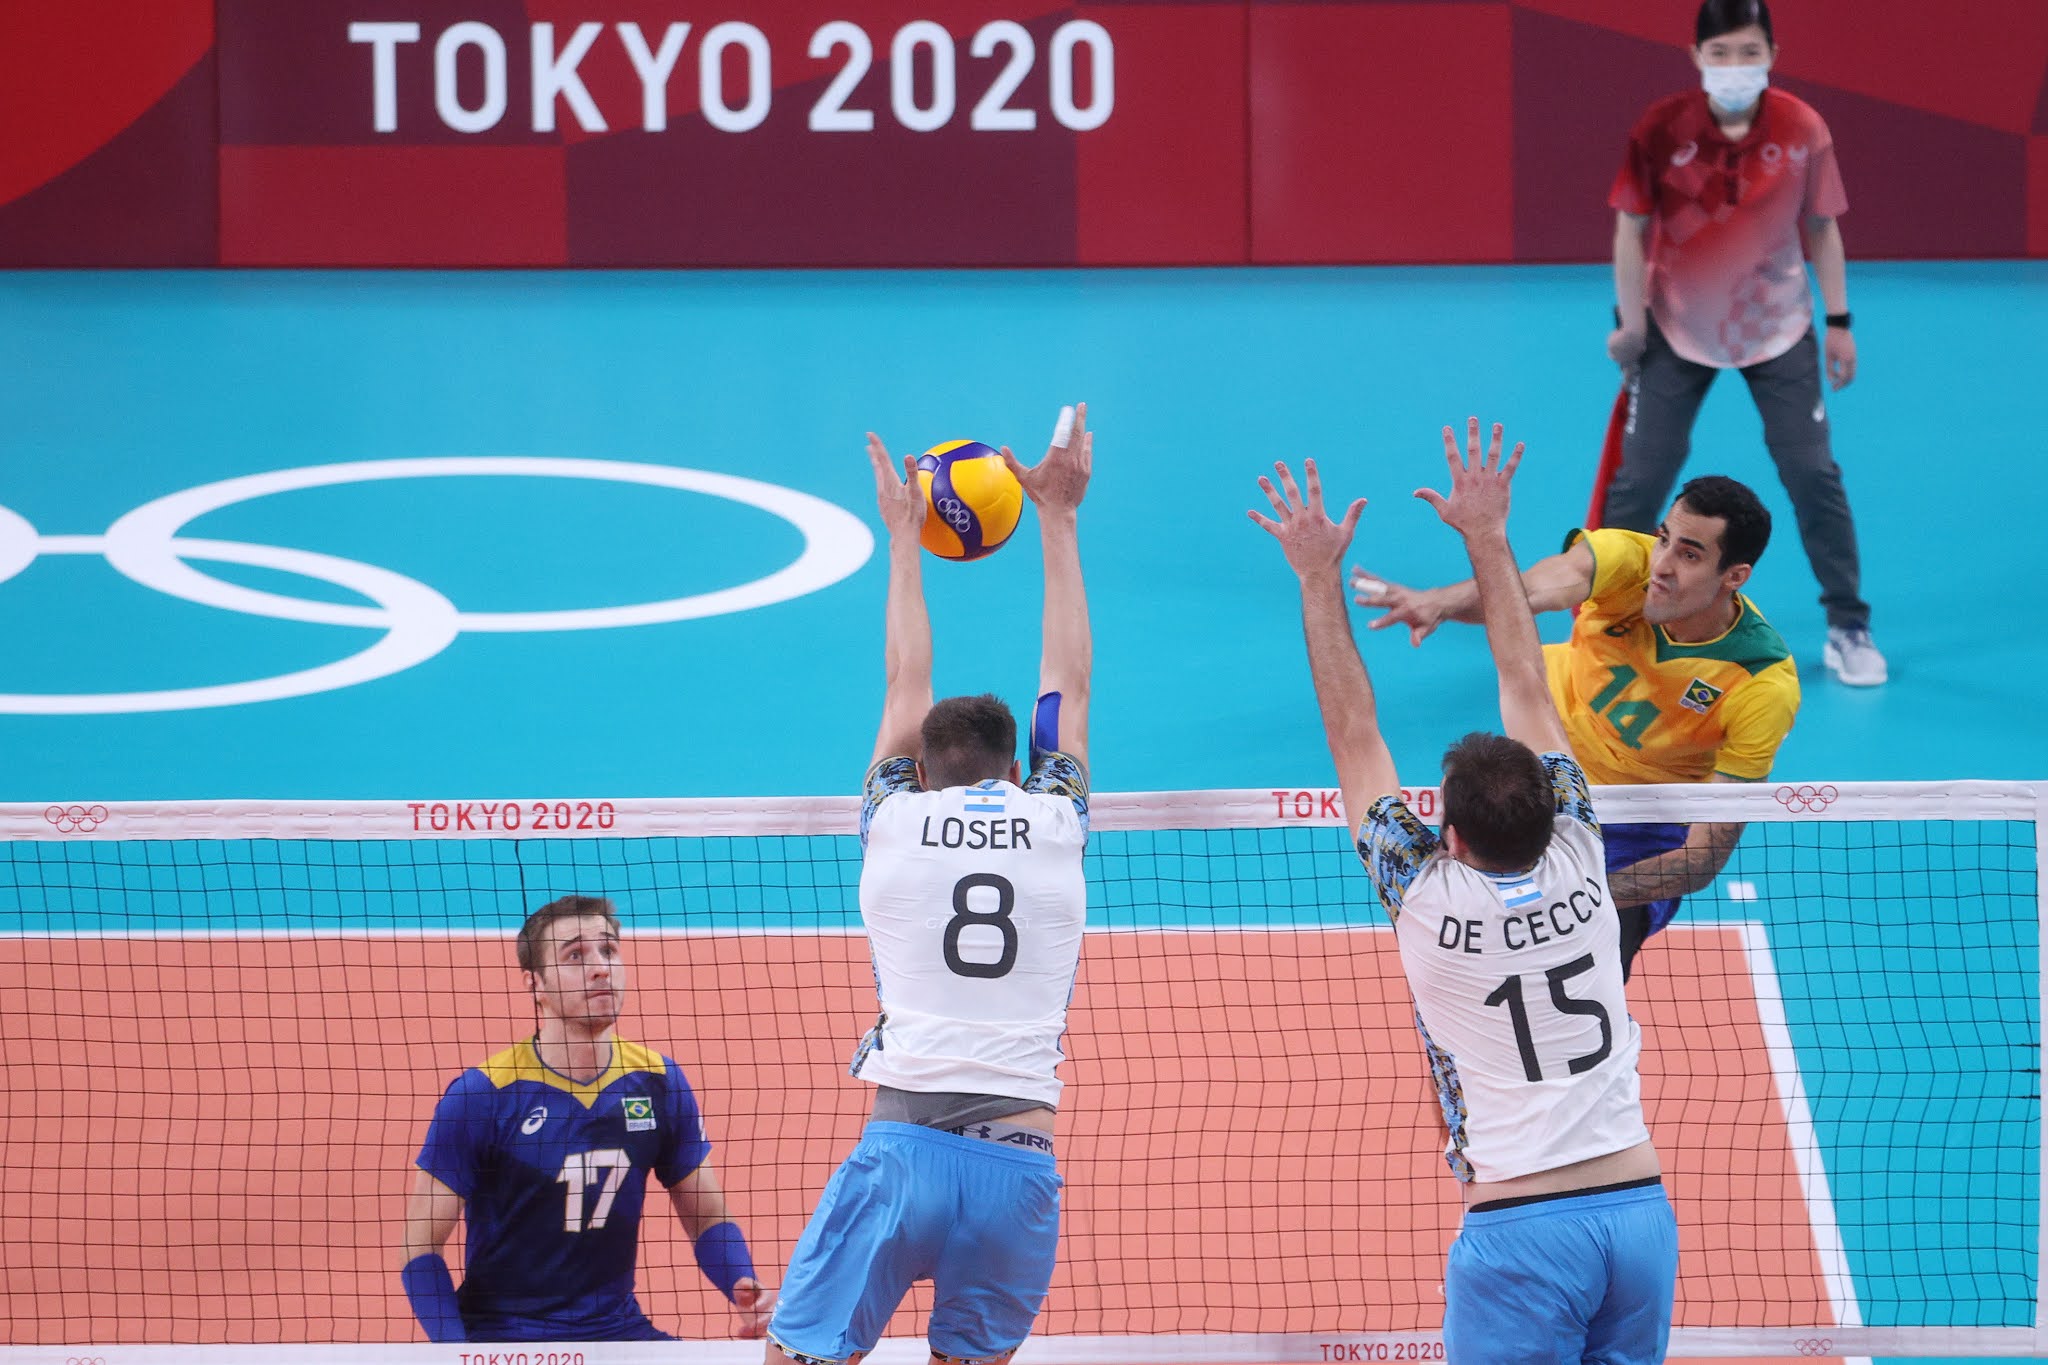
[[764, 403, 1094, 1365], [1253, 421, 1677, 1365], [400, 894, 773, 1342]]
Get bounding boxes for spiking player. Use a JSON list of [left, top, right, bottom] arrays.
[[765, 402, 1093, 1365], [400, 895, 772, 1342], [1253, 421, 1677, 1364], [1354, 473, 1798, 978]]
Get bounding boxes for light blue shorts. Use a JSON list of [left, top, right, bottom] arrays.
[[1443, 1179, 1678, 1365], [767, 1121, 1062, 1365]]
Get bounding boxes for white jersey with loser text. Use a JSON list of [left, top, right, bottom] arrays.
[[1358, 752, 1649, 1183], [851, 752, 1090, 1106]]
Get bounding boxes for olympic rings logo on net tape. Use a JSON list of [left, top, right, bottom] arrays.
[[1775, 783, 1840, 813], [0, 457, 874, 715]]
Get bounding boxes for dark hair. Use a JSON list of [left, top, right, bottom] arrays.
[[920, 694, 1017, 788], [517, 894, 621, 976], [1672, 474, 1771, 570], [1440, 733, 1554, 871], [1696, 0, 1774, 46]]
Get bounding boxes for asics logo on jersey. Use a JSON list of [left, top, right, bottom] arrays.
[[0, 457, 872, 714], [1671, 141, 1698, 167], [521, 1106, 549, 1135]]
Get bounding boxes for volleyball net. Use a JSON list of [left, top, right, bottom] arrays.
[[0, 779, 2040, 1362]]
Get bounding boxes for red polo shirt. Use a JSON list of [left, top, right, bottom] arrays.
[[1609, 88, 1848, 369]]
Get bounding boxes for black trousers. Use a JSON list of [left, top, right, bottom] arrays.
[[1604, 321, 1871, 630]]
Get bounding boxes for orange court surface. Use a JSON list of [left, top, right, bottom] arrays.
[[2, 923, 1848, 1361]]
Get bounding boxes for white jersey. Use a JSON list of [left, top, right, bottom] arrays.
[[1358, 752, 1649, 1184], [851, 753, 1089, 1106]]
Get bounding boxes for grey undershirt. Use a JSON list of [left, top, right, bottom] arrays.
[[872, 1085, 1055, 1130]]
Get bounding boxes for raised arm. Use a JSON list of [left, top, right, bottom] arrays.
[[399, 1168, 466, 1342], [668, 1163, 773, 1339], [1413, 419, 1572, 757], [1250, 460, 1400, 828], [1352, 538, 1595, 647], [1002, 402, 1093, 772], [867, 433, 935, 767]]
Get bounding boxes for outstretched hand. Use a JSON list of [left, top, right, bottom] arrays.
[[1000, 401, 1092, 514], [1248, 458, 1366, 582], [1353, 570, 1445, 647], [866, 432, 927, 543], [1415, 418, 1523, 540]]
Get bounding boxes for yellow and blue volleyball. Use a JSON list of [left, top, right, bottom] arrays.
[[916, 440, 1023, 561]]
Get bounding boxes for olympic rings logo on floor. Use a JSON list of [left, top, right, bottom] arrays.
[[1775, 783, 1840, 813], [0, 457, 873, 715]]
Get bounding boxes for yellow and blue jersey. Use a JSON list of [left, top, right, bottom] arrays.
[[1547, 528, 1800, 785], [416, 1036, 711, 1341]]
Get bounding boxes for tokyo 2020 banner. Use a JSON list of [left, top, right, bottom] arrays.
[[2, 0, 2045, 265]]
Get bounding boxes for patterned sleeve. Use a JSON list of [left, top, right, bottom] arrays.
[[1356, 795, 1440, 922], [1024, 749, 1090, 835], [1542, 751, 1601, 838], [655, 1060, 713, 1187], [415, 1070, 489, 1200], [860, 756, 922, 848]]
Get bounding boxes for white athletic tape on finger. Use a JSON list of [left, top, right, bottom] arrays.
[[1353, 577, 1386, 598], [1051, 405, 1075, 449]]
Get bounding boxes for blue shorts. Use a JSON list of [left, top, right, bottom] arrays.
[[1604, 822, 1691, 935], [768, 1121, 1061, 1364], [1444, 1180, 1677, 1365]]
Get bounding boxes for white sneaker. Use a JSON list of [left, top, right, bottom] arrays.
[[1824, 625, 1888, 686]]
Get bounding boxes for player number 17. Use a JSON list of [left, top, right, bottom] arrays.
[[557, 1148, 631, 1233]]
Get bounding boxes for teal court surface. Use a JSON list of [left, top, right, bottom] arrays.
[[0, 264, 2044, 1365], [1, 263, 2043, 800]]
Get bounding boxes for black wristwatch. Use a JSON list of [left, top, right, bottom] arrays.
[[1825, 311, 1852, 330]]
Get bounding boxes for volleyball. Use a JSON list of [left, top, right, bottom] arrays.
[[916, 440, 1023, 561]]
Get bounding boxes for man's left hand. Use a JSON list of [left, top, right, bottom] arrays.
[[1825, 327, 1857, 390]]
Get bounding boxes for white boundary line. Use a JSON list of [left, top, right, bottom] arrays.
[[1736, 919, 1863, 1334], [0, 1327, 2039, 1363]]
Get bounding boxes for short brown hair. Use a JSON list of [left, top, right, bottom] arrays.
[[921, 694, 1017, 789], [517, 895, 621, 976], [1440, 733, 1554, 870]]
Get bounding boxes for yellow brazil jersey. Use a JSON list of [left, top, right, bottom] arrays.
[[1543, 528, 1800, 786]]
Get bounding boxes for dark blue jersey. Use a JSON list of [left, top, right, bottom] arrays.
[[417, 1037, 711, 1341]]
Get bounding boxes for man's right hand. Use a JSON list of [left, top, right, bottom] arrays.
[[1607, 325, 1647, 369], [1353, 572, 1446, 646], [866, 433, 928, 545]]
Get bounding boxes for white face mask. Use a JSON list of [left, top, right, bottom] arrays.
[[1702, 63, 1770, 114]]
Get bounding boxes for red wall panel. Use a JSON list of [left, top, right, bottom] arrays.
[[0, 0, 217, 264], [219, 146, 569, 266], [1250, 3, 1514, 264], [1, 0, 2044, 266]]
